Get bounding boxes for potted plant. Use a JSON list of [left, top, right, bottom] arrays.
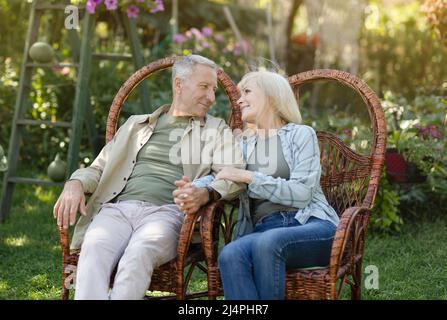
[[385, 125, 444, 183]]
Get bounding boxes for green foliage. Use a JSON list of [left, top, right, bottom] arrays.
[[375, 90, 447, 231], [383, 90, 446, 176], [360, 0, 447, 99], [371, 171, 403, 233]]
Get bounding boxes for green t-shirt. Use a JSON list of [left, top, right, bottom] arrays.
[[116, 113, 190, 205]]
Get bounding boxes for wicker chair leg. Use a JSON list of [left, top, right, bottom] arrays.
[[61, 287, 69, 300], [350, 260, 363, 300], [206, 267, 217, 300], [61, 271, 69, 300], [205, 264, 220, 300]]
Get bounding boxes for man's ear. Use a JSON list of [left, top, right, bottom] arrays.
[[174, 77, 182, 94]]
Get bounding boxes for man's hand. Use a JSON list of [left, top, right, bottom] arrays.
[[53, 179, 86, 229], [173, 176, 209, 215]]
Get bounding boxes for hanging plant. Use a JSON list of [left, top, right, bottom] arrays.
[[81, 0, 165, 18]]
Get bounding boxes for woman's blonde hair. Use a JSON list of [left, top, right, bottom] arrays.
[[238, 70, 302, 126]]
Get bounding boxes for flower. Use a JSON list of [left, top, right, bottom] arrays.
[[127, 5, 140, 18], [214, 34, 224, 43], [190, 28, 203, 40], [150, 0, 165, 13], [292, 33, 307, 45], [104, 0, 117, 10], [84, 0, 164, 16], [415, 124, 443, 139], [86, 0, 97, 14], [342, 128, 353, 138], [173, 33, 187, 44], [201, 27, 213, 37]]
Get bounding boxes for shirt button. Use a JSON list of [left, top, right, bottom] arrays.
[[113, 192, 116, 195], [123, 177, 127, 181], [132, 160, 135, 163]]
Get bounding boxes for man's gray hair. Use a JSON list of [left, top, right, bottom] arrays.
[[172, 54, 218, 81]]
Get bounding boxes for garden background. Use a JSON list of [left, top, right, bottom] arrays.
[[0, 0, 446, 299]]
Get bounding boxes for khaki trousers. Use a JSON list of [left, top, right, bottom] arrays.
[[74, 200, 184, 300]]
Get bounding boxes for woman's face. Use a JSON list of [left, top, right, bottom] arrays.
[[237, 80, 267, 124]]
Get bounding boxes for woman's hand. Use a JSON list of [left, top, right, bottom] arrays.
[[215, 167, 253, 184]]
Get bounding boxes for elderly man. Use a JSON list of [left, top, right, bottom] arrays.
[[53, 55, 245, 300]]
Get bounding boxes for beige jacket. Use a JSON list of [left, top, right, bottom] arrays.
[[69, 104, 245, 250]]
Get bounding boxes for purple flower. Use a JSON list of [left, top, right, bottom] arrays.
[[86, 0, 97, 14], [173, 33, 187, 44], [342, 128, 353, 138], [233, 47, 242, 56], [190, 28, 203, 40], [214, 34, 224, 43], [201, 27, 213, 37], [416, 124, 443, 139], [127, 5, 140, 18], [429, 125, 443, 139], [150, 0, 165, 13], [104, 0, 117, 10], [91, 0, 103, 4], [201, 41, 210, 48]]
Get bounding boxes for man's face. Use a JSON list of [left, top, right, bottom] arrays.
[[175, 64, 218, 118]]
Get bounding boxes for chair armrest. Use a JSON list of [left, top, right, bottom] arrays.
[[176, 201, 218, 271], [329, 206, 371, 281], [58, 226, 72, 257], [199, 201, 226, 264]]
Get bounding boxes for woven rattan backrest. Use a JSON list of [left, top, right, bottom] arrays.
[[288, 70, 386, 215]]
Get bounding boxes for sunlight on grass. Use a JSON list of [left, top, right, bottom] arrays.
[[27, 274, 60, 299], [146, 290, 173, 297], [24, 202, 38, 214], [29, 274, 51, 290], [188, 278, 207, 292], [0, 280, 10, 294], [34, 186, 57, 204], [27, 287, 60, 300], [4, 235, 29, 247]]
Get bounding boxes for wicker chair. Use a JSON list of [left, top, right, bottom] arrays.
[[58, 57, 242, 300], [200, 69, 387, 300]]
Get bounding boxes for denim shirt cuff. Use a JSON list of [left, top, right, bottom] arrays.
[[248, 171, 267, 192], [191, 175, 214, 189]]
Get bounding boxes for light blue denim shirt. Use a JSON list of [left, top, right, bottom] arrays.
[[193, 123, 339, 239]]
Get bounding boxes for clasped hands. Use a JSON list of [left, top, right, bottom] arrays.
[[173, 167, 252, 215]]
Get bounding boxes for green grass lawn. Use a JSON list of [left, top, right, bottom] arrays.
[[1, 184, 446, 299]]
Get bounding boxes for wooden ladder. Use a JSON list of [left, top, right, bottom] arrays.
[[0, 0, 150, 221]]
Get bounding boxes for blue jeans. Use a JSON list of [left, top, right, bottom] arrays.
[[218, 212, 336, 300]]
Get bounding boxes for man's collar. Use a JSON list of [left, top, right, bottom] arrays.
[[137, 104, 206, 127]]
